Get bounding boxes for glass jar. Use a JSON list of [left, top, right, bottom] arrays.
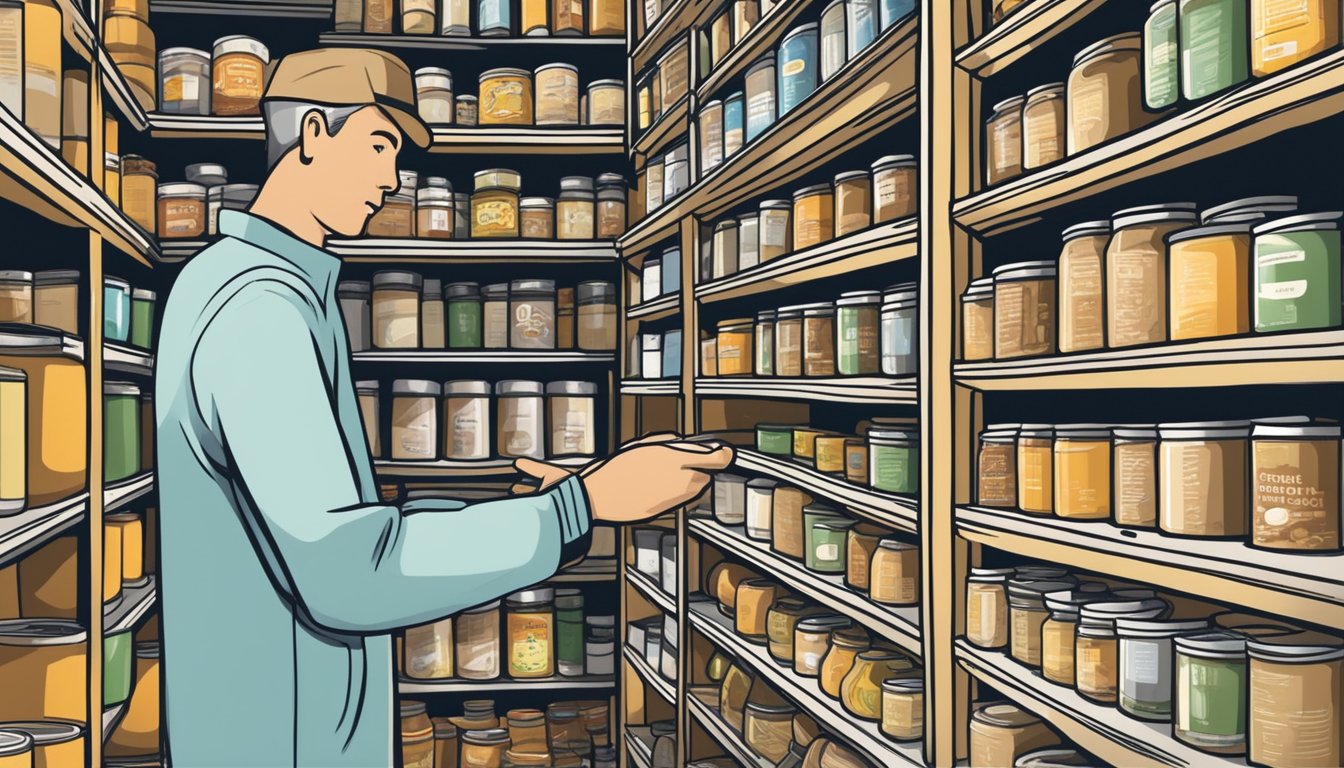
[[841, 650, 914, 720], [401, 701, 435, 768], [1145, 0, 1179, 109], [520, 0, 547, 35], [745, 56, 777, 142], [744, 702, 795, 762], [21, 0, 62, 148], [535, 63, 579, 125], [1168, 223, 1254, 341], [363, 0, 393, 31], [158, 47, 211, 115], [712, 219, 740, 279], [505, 588, 554, 679], [461, 728, 510, 768], [519, 196, 554, 239], [157, 183, 207, 239], [455, 601, 501, 679], [645, 157, 665, 212], [992, 261, 1056, 359], [1106, 203, 1197, 347], [104, 276, 132, 343], [104, 381, 141, 483], [1022, 84, 1065, 170], [969, 703, 1061, 768], [771, 486, 812, 559], [870, 154, 916, 223], [575, 280, 616, 351], [804, 507, 852, 574], [211, 36, 268, 116], [391, 380, 440, 460], [834, 290, 880, 375], [509, 279, 555, 349], [1067, 33, 1151, 154], [986, 96, 1024, 186], [846, 0, 877, 56], [1175, 631, 1248, 754], [1158, 420, 1251, 537], [793, 184, 835, 251], [590, 0, 623, 34], [745, 478, 777, 540], [443, 282, 482, 349], [735, 579, 779, 641], [1251, 421, 1342, 551], [372, 271, 422, 349], [759, 199, 792, 262], [557, 177, 595, 240], [778, 24, 818, 116], [868, 428, 917, 494], [596, 181, 626, 239], [966, 567, 1013, 648], [699, 99, 724, 173], [819, 627, 870, 698], [0, 271, 32, 324], [870, 538, 918, 605], [960, 277, 994, 361], [1180, 0, 1249, 100], [496, 380, 544, 459], [820, 0, 847, 81], [1039, 585, 1107, 686], [130, 289, 155, 349], [442, 380, 490, 460], [1110, 425, 1159, 528], [1008, 579, 1076, 667], [881, 678, 923, 742], [32, 270, 78, 334], [793, 614, 851, 676], [833, 171, 871, 237], [1056, 220, 1110, 353], [207, 184, 257, 236], [547, 381, 595, 457], [441, 0, 470, 34], [1251, 0, 1336, 75], [479, 69, 532, 124], [505, 709, 547, 754], [1053, 424, 1111, 520], [416, 68, 454, 124], [587, 80, 625, 125], [1247, 631, 1344, 766], [456, 96, 478, 126], [404, 617, 454, 679], [417, 185, 455, 240], [801, 302, 836, 376], [472, 169, 522, 238], [710, 11, 732, 67], [1016, 424, 1054, 514], [1117, 616, 1210, 720], [977, 425, 1018, 507], [356, 381, 380, 457], [1253, 212, 1343, 333], [716, 318, 754, 376], [1078, 599, 1170, 704], [754, 311, 776, 376], [774, 306, 803, 376], [767, 598, 820, 663]]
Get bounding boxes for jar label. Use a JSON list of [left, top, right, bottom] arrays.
[[509, 617, 551, 675], [483, 81, 526, 119], [474, 200, 518, 235], [164, 74, 200, 103], [782, 58, 807, 77], [216, 58, 265, 99], [816, 543, 839, 561]]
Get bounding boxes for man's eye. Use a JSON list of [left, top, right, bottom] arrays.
[[373, 145, 386, 154]]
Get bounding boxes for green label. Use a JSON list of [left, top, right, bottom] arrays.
[[872, 444, 917, 493], [1181, 0, 1249, 99], [1179, 656, 1246, 739], [757, 429, 792, 455], [1256, 230, 1341, 331], [105, 396, 140, 482], [448, 301, 483, 348], [1145, 6, 1179, 109]]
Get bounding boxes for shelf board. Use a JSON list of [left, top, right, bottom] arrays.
[[625, 565, 677, 614], [627, 294, 680, 321], [54, 0, 96, 61], [695, 218, 918, 304], [619, 380, 680, 396], [158, 240, 209, 262], [375, 457, 587, 478], [688, 598, 924, 767], [427, 126, 624, 155], [0, 104, 155, 266], [353, 350, 616, 364], [632, 0, 704, 72], [632, 94, 690, 161], [0, 493, 89, 568], [734, 449, 918, 533], [398, 673, 616, 693], [686, 695, 776, 768], [957, 505, 1344, 629], [103, 702, 128, 743], [626, 725, 655, 768], [955, 0, 1107, 76], [105, 343, 155, 377], [689, 519, 921, 655], [954, 330, 1344, 391], [620, 18, 919, 254], [107, 473, 156, 513], [100, 49, 152, 132], [695, 375, 917, 404], [152, 0, 333, 15], [623, 644, 677, 704], [105, 576, 157, 634], [694, 0, 816, 102], [954, 50, 1344, 234], [147, 114, 265, 139], [956, 640, 1249, 768], [319, 32, 626, 50], [327, 238, 620, 263], [548, 558, 617, 582]]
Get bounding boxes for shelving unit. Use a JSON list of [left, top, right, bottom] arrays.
[[733, 450, 918, 532], [624, 645, 677, 704], [398, 675, 617, 694], [626, 566, 677, 615], [105, 577, 159, 635], [684, 694, 775, 768]]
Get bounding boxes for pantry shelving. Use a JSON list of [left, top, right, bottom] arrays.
[[150, 0, 333, 16], [694, 376, 917, 404], [626, 725, 656, 768], [953, 0, 1105, 75], [105, 343, 155, 376], [318, 32, 627, 49], [102, 703, 128, 741], [688, 518, 922, 653], [374, 456, 589, 478], [626, 293, 680, 321], [631, 0, 703, 71], [623, 645, 677, 704], [144, 114, 265, 139], [733, 449, 919, 532], [105, 577, 159, 635], [0, 493, 91, 567], [631, 95, 689, 160], [106, 473, 157, 513], [352, 350, 617, 364], [398, 675, 617, 694], [99, 49, 152, 132], [618, 380, 679, 395], [693, 0, 812, 101], [52, 0, 96, 61], [327, 238, 621, 263], [626, 566, 677, 614], [684, 695, 776, 768]]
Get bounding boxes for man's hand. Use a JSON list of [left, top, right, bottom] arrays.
[[510, 433, 686, 494], [581, 440, 735, 524]]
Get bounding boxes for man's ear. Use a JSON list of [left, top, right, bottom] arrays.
[[298, 109, 330, 166]]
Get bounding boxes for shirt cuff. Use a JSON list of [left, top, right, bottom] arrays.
[[553, 474, 593, 565]]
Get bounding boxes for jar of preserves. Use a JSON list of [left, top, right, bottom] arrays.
[[576, 280, 616, 351], [391, 380, 440, 460], [211, 36, 268, 116], [793, 615, 851, 676], [1022, 84, 1065, 170], [820, 0, 847, 81], [551, 0, 583, 35], [759, 199, 792, 261], [596, 178, 626, 239], [461, 728, 510, 768], [744, 701, 795, 762], [746, 478, 777, 539], [1057, 220, 1110, 353], [509, 279, 555, 349], [961, 277, 994, 360], [1251, 0, 1337, 76], [969, 703, 1061, 768], [456, 95, 479, 126], [1250, 421, 1340, 551], [496, 380, 544, 458], [363, 0, 393, 32], [401, 701, 435, 768], [868, 427, 917, 494], [1040, 586, 1103, 686], [517, 196, 553, 240], [819, 627, 870, 698], [716, 318, 754, 376], [1077, 599, 1170, 703], [841, 650, 915, 720], [735, 579, 779, 641], [766, 598, 823, 664], [1067, 33, 1151, 154], [1247, 630, 1344, 766], [472, 170, 522, 238], [833, 170, 871, 237], [986, 95, 1024, 185], [372, 271, 422, 349], [992, 261, 1055, 359], [535, 63, 579, 125], [557, 176, 595, 240], [977, 425, 1018, 507], [355, 381, 380, 457], [775, 305, 803, 376], [1168, 223, 1253, 341], [1053, 424, 1111, 520], [1159, 420, 1250, 537], [1110, 424, 1158, 527], [1008, 579, 1076, 667], [801, 302, 836, 376], [587, 80, 624, 125], [505, 588, 554, 679], [881, 678, 923, 742], [1180, 0, 1249, 99], [24, 0, 63, 148], [158, 47, 211, 115], [871, 154, 916, 222], [966, 567, 1013, 648], [1117, 616, 1209, 720], [157, 183, 207, 239], [1106, 203, 1197, 346], [870, 538, 918, 604], [415, 68, 454, 124], [479, 68, 533, 124], [1174, 631, 1248, 754], [1016, 424, 1054, 514], [423, 274, 446, 348], [547, 381, 595, 457], [793, 184, 835, 251], [754, 310, 776, 375]]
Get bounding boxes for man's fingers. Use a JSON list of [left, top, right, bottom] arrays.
[[677, 444, 736, 470], [624, 431, 680, 448], [514, 457, 574, 483]]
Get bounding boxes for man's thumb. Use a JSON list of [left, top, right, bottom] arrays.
[[514, 457, 552, 479]]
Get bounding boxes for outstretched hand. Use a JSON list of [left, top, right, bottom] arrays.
[[510, 432, 685, 494], [580, 439, 735, 524]]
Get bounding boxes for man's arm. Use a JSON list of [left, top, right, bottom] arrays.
[[193, 280, 590, 635]]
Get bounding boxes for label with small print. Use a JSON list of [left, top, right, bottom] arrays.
[[816, 543, 839, 561]]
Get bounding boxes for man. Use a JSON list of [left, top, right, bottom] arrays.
[[155, 48, 732, 766]]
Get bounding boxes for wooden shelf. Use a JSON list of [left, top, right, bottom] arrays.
[[695, 218, 918, 304], [624, 644, 677, 704], [100, 49, 152, 133], [374, 456, 588, 478], [54, 0, 96, 61], [626, 565, 677, 614], [954, 330, 1344, 391], [105, 343, 155, 377], [627, 294, 680, 321], [957, 505, 1344, 629], [428, 127, 624, 155], [0, 493, 89, 568], [548, 559, 617, 582], [107, 473, 156, 513], [955, 0, 1107, 76], [353, 350, 615, 364], [620, 380, 680, 395], [0, 104, 155, 266], [733, 450, 918, 533], [688, 598, 924, 767], [398, 674, 616, 693], [632, 0, 704, 72], [686, 694, 776, 768], [620, 18, 919, 254], [690, 519, 921, 654], [954, 50, 1344, 234], [695, 376, 917, 404], [319, 32, 626, 50], [695, 0, 814, 102], [105, 576, 157, 634], [152, 0, 333, 15], [631, 94, 690, 161], [956, 640, 1249, 768], [627, 725, 655, 768], [146, 113, 265, 139], [103, 702, 128, 743], [328, 238, 620, 263]]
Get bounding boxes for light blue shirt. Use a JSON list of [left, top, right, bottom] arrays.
[[155, 211, 591, 767]]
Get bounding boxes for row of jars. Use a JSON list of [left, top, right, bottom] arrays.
[[102, 275, 156, 349], [0, 271, 79, 338], [154, 37, 271, 116], [967, 701, 1082, 768], [641, 141, 690, 215], [0, 327, 86, 510], [366, 170, 628, 240], [696, 156, 918, 283], [966, 565, 1344, 766], [112, 158, 257, 241], [627, 611, 679, 683], [358, 378, 600, 461], [456, 67, 623, 127], [634, 37, 689, 133], [978, 417, 1342, 551], [103, 380, 153, 485], [703, 285, 917, 379], [399, 698, 615, 768], [709, 476, 920, 600], [964, 198, 1342, 360], [632, 329, 682, 379], [635, 247, 680, 304], [339, 0, 625, 37], [0, 1, 85, 153], [631, 526, 677, 597], [706, 561, 924, 737], [753, 419, 919, 494], [341, 275, 617, 352]]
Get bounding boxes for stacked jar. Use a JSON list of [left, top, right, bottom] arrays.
[[750, 419, 917, 494]]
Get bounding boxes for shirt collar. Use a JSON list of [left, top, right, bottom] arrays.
[[218, 210, 342, 294]]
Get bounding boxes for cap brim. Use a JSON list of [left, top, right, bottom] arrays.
[[381, 104, 432, 149]]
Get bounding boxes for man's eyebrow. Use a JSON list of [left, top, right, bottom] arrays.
[[373, 129, 400, 149]]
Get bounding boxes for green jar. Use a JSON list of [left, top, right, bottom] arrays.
[[836, 290, 881, 375], [1253, 213, 1342, 333], [556, 588, 585, 677], [755, 310, 776, 376], [104, 381, 141, 483], [446, 281, 483, 348], [1174, 631, 1247, 754], [803, 503, 853, 573], [1179, 0, 1248, 100], [1144, 0, 1179, 109], [756, 423, 797, 455], [868, 428, 918, 493], [130, 289, 156, 349], [104, 629, 133, 705]]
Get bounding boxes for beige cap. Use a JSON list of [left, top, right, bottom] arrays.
[[263, 48, 431, 149]]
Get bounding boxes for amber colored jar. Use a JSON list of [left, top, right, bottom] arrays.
[[506, 709, 547, 753], [960, 278, 994, 361], [1158, 420, 1251, 538], [1113, 425, 1158, 528], [871, 155, 916, 223], [735, 579, 779, 642], [505, 588, 554, 679], [966, 568, 1013, 649], [479, 68, 534, 125], [993, 261, 1056, 359], [211, 36, 269, 116], [869, 539, 918, 605], [792, 184, 835, 250], [1067, 34, 1152, 155], [473, 182, 522, 238], [833, 171, 872, 237], [766, 598, 823, 664], [771, 486, 813, 560], [986, 95, 1024, 186], [1053, 424, 1111, 520], [977, 425, 1018, 507], [461, 729, 510, 768], [844, 524, 883, 592], [716, 318, 754, 376], [840, 650, 916, 721], [1057, 220, 1110, 353], [969, 703, 1061, 768], [1008, 579, 1076, 668], [1016, 424, 1054, 514], [801, 302, 836, 376], [1105, 204, 1197, 347], [596, 182, 626, 239], [819, 627, 870, 699], [793, 615, 851, 677], [157, 183, 207, 239], [775, 306, 803, 376], [1022, 84, 1065, 170], [433, 720, 459, 768], [401, 701, 435, 768], [1167, 223, 1253, 341]]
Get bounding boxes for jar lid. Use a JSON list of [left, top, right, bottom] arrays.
[[1248, 630, 1344, 663], [746, 55, 775, 74], [510, 278, 555, 293], [0, 721, 84, 746], [1201, 195, 1297, 223], [992, 261, 1056, 280], [0, 732, 32, 758], [463, 698, 496, 713], [872, 154, 917, 170], [1157, 420, 1251, 439], [463, 728, 511, 745], [577, 280, 615, 303], [1150, 0, 1174, 9], [457, 94, 478, 103], [392, 379, 441, 396], [496, 380, 543, 395], [990, 95, 1025, 113], [588, 78, 624, 88], [474, 168, 522, 191], [1176, 630, 1248, 658], [972, 702, 1040, 728], [796, 614, 853, 632], [756, 423, 800, 433], [1043, 584, 1109, 611], [793, 184, 832, 198], [877, 538, 915, 551], [433, 719, 458, 738], [1252, 421, 1341, 438], [745, 700, 797, 715], [968, 567, 1014, 582], [596, 172, 626, 187], [756, 309, 777, 321], [479, 67, 530, 80], [443, 380, 490, 396], [650, 720, 676, 737], [586, 614, 616, 627], [714, 219, 738, 232], [507, 587, 555, 604], [830, 626, 870, 648], [159, 46, 210, 59], [1055, 423, 1110, 439], [546, 380, 596, 395], [1008, 579, 1076, 601], [1061, 220, 1110, 240], [868, 427, 917, 442], [213, 34, 269, 60], [1116, 616, 1210, 637], [799, 302, 834, 316], [1252, 211, 1344, 235], [979, 429, 1017, 443], [1112, 424, 1158, 439], [132, 288, 157, 301], [1079, 599, 1169, 625], [122, 154, 158, 176], [760, 199, 792, 210], [834, 170, 869, 184], [421, 279, 442, 297], [561, 176, 595, 192], [415, 70, 452, 90], [33, 270, 80, 285], [1166, 222, 1255, 244], [506, 707, 546, 724], [1026, 82, 1065, 97], [882, 677, 923, 693], [158, 182, 207, 198], [1072, 32, 1142, 66], [1111, 203, 1199, 228], [444, 282, 480, 300], [0, 270, 31, 282], [0, 619, 87, 645], [105, 379, 141, 396], [520, 196, 553, 208], [769, 596, 810, 613], [355, 380, 379, 392], [701, 99, 723, 113], [185, 162, 227, 186], [837, 290, 882, 306], [400, 700, 427, 717], [373, 271, 424, 291], [418, 187, 452, 202]]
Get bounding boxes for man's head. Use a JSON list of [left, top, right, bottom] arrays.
[[257, 49, 431, 239]]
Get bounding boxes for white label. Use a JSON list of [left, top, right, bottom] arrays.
[[1257, 247, 1306, 267], [816, 543, 839, 561], [1260, 279, 1309, 299], [1132, 640, 1162, 684], [1261, 40, 1299, 61]]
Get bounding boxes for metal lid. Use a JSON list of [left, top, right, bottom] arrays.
[[992, 261, 1056, 280], [159, 46, 210, 59], [1055, 423, 1111, 439], [0, 721, 83, 746], [793, 184, 832, 198], [1166, 222, 1255, 244], [106, 276, 130, 290], [837, 290, 882, 306], [798, 301, 834, 315], [158, 182, 207, 197], [878, 538, 915, 551], [760, 199, 791, 210], [1200, 195, 1297, 223], [0, 619, 87, 645], [872, 154, 917, 169], [463, 728, 511, 745], [337, 280, 370, 297], [756, 309, 777, 321], [737, 211, 759, 225], [184, 163, 228, 186], [1080, 599, 1169, 624], [1062, 220, 1110, 240], [882, 677, 924, 693], [510, 278, 555, 294], [968, 567, 1014, 582], [0, 270, 31, 282], [561, 176, 595, 192], [547, 380, 596, 395], [444, 281, 480, 299], [213, 35, 269, 60], [588, 78, 624, 88], [372, 271, 423, 291], [1112, 203, 1199, 228], [577, 280, 615, 304], [133, 288, 156, 301], [507, 587, 555, 604], [745, 700, 797, 715], [1026, 82, 1065, 97], [797, 614, 853, 632], [834, 170, 869, 184], [496, 380, 544, 396], [392, 379, 440, 396], [414, 69, 452, 90], [105, 380, 140, 396], [474, 168, 522, 191], [1016, 566, 1071, 579], [1252, 211, 1344, 235], [0, 732, 32, 758], [400, 700, 427, 717], [718, 317, 754, 329], [596, 172, 625, 187], [1252, 420, 1341, 438], [135, 640, 161, 659], [1157, 420, 1251, 439], [1072, 32, 1142, 66], [355, 380, 379, 392], [990, 95, 1025, 113], [1176, 630, 1248, 658], [33, 270, 80, 285], [479, 67, 530, 80], [443, 380, 491, 396], [1247, 630, 1344, 663], [973, 702, 1041, 728], [746, 55, 775, 75], [1115, 616, 1210, 637], [520, 196, 553, 208], [421, 278, 442, 297], [1017, 423, 1054, 438]]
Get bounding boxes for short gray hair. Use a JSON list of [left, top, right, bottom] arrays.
[[261, 100, 365, 169]]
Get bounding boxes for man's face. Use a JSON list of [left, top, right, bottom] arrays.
[[302, 106, 403, 238]]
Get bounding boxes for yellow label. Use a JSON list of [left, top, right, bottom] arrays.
[[509, 618, 551, 675]]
